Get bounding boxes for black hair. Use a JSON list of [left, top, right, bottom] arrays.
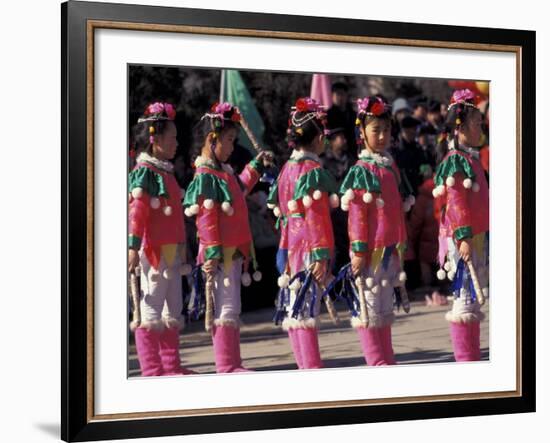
[[436, 100, 481, 164], [286, 111, 325, 150], [192, 106, 240, 160], [132, 119, 172, 155], [331, 82, 349, 93]]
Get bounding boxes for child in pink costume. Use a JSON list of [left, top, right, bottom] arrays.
[[433, 89, 489, 362], [183, 102, 273, 373], [340, 96, 413, 366], [128, 102, 195, 376], [268, 98, 340, 369]]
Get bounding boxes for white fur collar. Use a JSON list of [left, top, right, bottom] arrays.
[[290, 149, 321, 163], [358, 149, 393, 166], [194, 155, 234, 174], [137, 152, 174, 172], [449, 140, 480, 159]]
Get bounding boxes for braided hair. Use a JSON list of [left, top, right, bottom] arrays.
[[133, 102, 177, 154], [285, 97, 329, 150]]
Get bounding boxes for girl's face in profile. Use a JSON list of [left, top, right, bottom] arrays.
[[363, 117, 391, 153], [153, 121, 178, 160], [459, 110, 483, 147], [214, 126, 238, 162]]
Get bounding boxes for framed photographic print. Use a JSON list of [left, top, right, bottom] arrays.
[[61, 0, 535, 441]]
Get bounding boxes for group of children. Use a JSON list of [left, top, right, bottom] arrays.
[[128, 88, 489, 376]]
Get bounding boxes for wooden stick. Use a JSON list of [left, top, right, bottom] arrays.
[[204, 272, 215, 332], [355, 275, 370, 327], [129, 268, 141, 331], [238, 114, 261, 152], [466, 259, 486, 306], [317, 280, 340, 326], [399, 285, 411, 314]]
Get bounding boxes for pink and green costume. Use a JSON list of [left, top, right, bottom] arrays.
[[433, 143, 489, 362], [128, 152, 194, 376], [183, 155, 263, 372], [268, 150, 340, 369], [339, 149, 411, 366]]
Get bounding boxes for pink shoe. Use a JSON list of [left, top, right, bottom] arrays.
[[356, 327, 389, 366], [449, 321, 481, 362], [212, 325, 252, 373], [135, 327, 163, 376], [379, 325, 396, 365], [297, 327, 323, 369], [288, 328, 304, 369], [159, 327, 196, 375]]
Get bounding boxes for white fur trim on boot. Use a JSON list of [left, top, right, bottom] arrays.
[[445, 311, 486, 323]]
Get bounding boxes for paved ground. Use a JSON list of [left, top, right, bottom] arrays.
[[129, 292, 489, 376]]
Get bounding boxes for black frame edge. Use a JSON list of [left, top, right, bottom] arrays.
[[62, 1, 536, 441]]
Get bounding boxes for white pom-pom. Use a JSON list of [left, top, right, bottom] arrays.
[[355, 276, 363, 287], [287, 200, 298, 212], [150, 270, 161, 283], [398, 271, 407, 283], [267, 203, 275, 209], [313, 190, 323, 200], [443, 261, 452, 272], [184, 207, 193, 217], [302, 195, 313, 208], [472, 182, 480, 192], [162, 268, 174, 280], [432, 188, 439, 198], [277, 274, 290, 288], [371, 285, 380, 294], [163, 205, 173, 216], [381, 279, 389, 288], [376, 198, 385, 208], [273, 206, 281, 217], [289, 279, 302, 292], [226, 207, 235, 216], [403, 200, 412, 212], [203, 199, 214, 210], [241, 272, 252, 287], [447, 271, 456, 281], [150, 197, 161, 209], [432, 185, 445, 198], [190, 204, 200, 215], [463, 178, 473, 189], [407, 195, 416, 206], [221, 201, 232, 214], [180, 263, 192, 276], [341, 202, 350, 212], [329, 193, 340, 208], [363, 192, 373, 204], [344, 189, 355, 201], [252, 270, 262, 282], [131, 187, 143, 199], [366, 277, 374, 288], [437, 269, 447, 280], [446, 176, 456, 187], [223, 277, 231, 288]]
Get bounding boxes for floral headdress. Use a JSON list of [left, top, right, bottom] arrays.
[[356, 96, 391, 119], [447, 89, 480, 111], [137, 102, 177, 145], [201, 102, 242, 137], [286, 97, 329, 149]]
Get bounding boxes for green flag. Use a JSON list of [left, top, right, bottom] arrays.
[[221, 69, 265, 154]]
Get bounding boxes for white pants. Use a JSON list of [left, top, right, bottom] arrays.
[[352, 255, 399, 328], [139, 250, 183, 329], [445, 236, 489, 323], [282, 282, 323, 330], [212, 258, 243, 327]]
